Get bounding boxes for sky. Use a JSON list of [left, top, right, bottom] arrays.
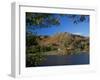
[[28, 13, 89, 37]]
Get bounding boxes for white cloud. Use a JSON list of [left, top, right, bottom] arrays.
[[73, 33, 82, 35]]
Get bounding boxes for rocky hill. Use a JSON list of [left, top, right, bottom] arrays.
[[38, 32, 89, 55]]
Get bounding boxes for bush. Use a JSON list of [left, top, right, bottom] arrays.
[[26, 52, 45, 67], [26, 46, 46, 67]]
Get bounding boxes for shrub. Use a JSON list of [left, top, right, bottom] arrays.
[[26, 46, 46, 67]]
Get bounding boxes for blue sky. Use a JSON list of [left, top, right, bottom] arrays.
[[30, 14, 89, 37]]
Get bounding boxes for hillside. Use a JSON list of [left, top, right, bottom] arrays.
[[38, 32, 89, 55]]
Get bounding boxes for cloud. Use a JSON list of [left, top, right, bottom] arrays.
[[73, 33, 82, 35]]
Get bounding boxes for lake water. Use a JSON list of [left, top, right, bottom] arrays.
[[38, 53, 89, 66]]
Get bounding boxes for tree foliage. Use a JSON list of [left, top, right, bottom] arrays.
[[26, 12, 60, 30], [26, 12, 89, 30], [67, 14, 89, 24]]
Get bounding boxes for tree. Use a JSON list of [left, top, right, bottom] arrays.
[[26, 32, 38, 47], [26, 13, 60, 30], [26, 12, 89, 31]]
